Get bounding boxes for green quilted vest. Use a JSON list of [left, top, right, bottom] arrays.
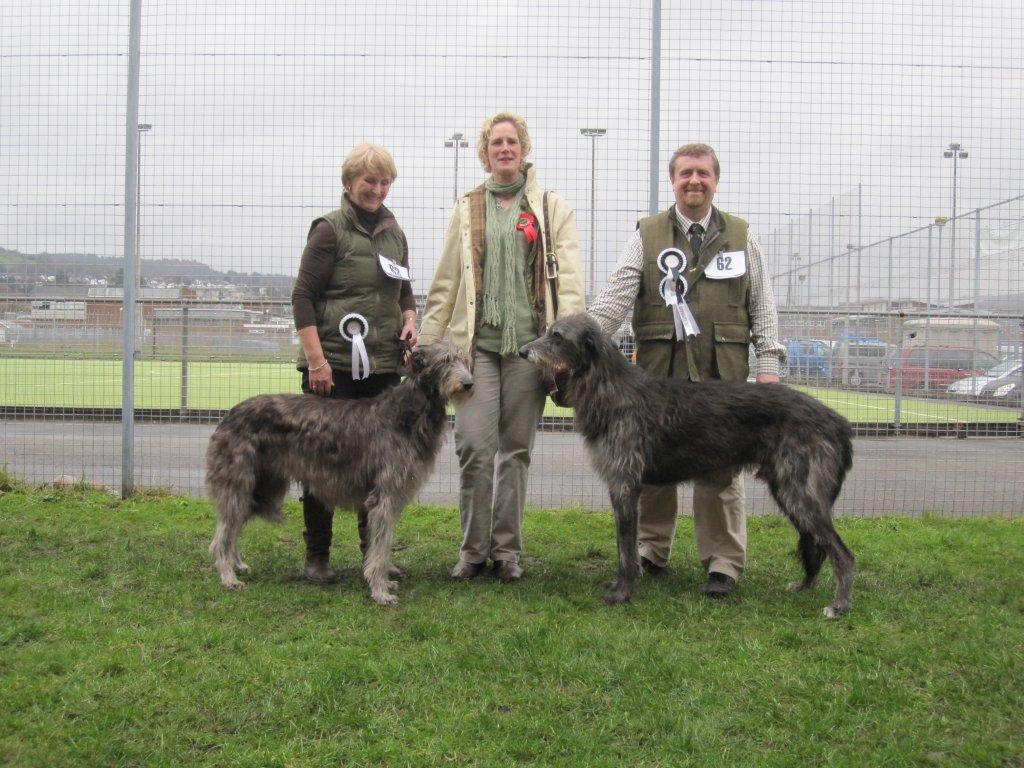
[[633, 206, 751, 382], [296, 197, 407, 375]]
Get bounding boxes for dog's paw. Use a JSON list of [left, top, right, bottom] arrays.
[[823, 602, 851, 619], [220, 577, 247, 590], [787, 579, 809, 593], [372, 591, 398, 606], [388, 564, 407, 580], [234, 561, 251, 574], [603, 590, 632, 605]]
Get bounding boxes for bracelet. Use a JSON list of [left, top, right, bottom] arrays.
[[309, 360, 330, 373]]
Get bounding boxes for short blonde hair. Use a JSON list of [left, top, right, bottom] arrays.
[[476, 112, 533, 172], [341, 143, 398, 188], [669, 143, 720, 179]]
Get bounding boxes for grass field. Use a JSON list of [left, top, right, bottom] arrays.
[[0, 358, 1020, 423], [1, 482, 1022, 767]]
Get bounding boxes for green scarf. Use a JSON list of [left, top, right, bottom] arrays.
[[481, 173, 528, 356]]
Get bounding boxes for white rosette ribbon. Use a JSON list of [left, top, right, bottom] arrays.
[[338, 313, 371, 380], [656, 248, 700, 339]]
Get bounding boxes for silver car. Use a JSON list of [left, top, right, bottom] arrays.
[[947, 358, 1022, 397]]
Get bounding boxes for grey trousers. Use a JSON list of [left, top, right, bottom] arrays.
[[638, 470, 747, 581], [453, 349, 546, 564]]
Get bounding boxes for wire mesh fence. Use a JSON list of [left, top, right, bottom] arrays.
[[1, 0, 1022, 515]]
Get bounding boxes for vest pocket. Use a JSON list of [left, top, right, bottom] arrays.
[[634, 321, 675, 342], [713, 321, 751, 381]]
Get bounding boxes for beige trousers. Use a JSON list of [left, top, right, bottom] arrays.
[[453, 349, 546, 564], [638, 470, 747, 581]]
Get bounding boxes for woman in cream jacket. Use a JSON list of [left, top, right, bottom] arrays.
[[419, 112, 584, 582]]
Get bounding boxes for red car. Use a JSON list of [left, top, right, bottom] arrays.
[[886, 346, 1000, 391]]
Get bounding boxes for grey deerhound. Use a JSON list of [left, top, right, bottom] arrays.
[[207, 343, 473, 605], [520, 315, 854, 618]]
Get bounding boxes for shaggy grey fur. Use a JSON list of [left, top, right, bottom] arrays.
[[520, 314, 855, 618], [207, 343, 473, 605]]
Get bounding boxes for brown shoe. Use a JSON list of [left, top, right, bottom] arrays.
[[495, 560, 523, 583], [304, 553, 339, 584], [451, 560, 484, 580]]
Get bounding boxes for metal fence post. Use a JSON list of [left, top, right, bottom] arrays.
[[893, 313, 906, 434], [648, 0, 661, 216], [924, 225, 933, 391], [972, 208, 981, 372], [807, 209, 813, 306], [856, 182, 863, 306], [180, 304, 189, 416], [1020, 320, 1024, 425], [887, 238, 893, 306], [121, 0, 143, 498], [828, 196, 834, 309]]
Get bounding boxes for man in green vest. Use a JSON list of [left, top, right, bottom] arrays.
[[589, 143, 786, 598]]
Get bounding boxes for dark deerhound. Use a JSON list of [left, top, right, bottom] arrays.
[[520, 314, 854, 618], [207, 343, 473, 605]]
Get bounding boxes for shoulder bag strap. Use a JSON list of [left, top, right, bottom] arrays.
[[542, 191, 559, 317]]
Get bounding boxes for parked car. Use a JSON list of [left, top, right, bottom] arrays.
[[978, 372, 1022, 406], [833, 338, 890, 388], [887, 347, 1000, 391], [947, 358, 1022, 397], [782, 338, 833, 381]]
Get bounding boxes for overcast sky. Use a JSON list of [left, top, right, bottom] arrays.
[[1, 0, 1021, 305]]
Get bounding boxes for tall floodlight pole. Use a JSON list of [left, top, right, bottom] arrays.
[[943, 142, 968, 308], [788, 252, 800, 306], [648, 0, 661, 216], [444, 132, 469, 203], [842, 244, 854, 385], [137, 124, 152, 263], [580, 128, 607, 299]]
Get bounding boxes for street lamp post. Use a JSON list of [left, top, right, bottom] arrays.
[[841, 244, 855, 385], [942, 142, 968, 309], [444, 132, 468, 203], [137, 123, 152, 268], [929, 216, 948, 390], [788, 252, 801, 306], [444, 132, 468, 204], [580, 128, 607, 299]]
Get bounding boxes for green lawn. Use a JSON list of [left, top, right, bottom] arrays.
[[1, 485, 1022, 767], [0, 358, 1019, 423]]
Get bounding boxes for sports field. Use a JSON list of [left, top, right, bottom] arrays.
[[0, 358, 1019, 423]]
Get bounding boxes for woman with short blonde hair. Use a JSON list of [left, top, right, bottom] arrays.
[[341, 143, 399, 187], [290, 142, 416, 584]]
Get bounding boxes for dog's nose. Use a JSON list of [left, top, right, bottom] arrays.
[[463, 380, 474, 391], [518, 347, 530, 360]]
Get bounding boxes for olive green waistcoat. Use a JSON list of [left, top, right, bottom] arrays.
[[296, 200, 406, 375], [633, 206, 751, 382]]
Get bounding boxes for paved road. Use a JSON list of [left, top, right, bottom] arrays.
[[3, 419, 1021, 516]]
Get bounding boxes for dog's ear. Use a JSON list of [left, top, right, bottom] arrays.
[[578, 322, 601, 362], [409, 346, 428, 374]]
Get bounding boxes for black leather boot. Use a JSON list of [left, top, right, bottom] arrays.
[[302, 490, 337, 583]]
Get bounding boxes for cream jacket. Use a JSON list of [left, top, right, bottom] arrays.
[[419, 164, 585, 355]]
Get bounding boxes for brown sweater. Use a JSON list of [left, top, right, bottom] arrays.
[[291, 220, 416, 330]]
